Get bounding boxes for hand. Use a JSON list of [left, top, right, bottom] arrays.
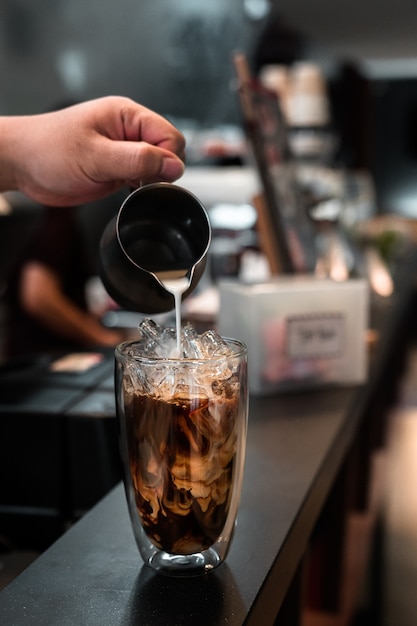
[[0, 96, 186, 206]]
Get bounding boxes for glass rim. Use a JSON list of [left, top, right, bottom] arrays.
[[115, 336, 247, 365]]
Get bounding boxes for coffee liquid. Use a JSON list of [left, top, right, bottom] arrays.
[[124, 388, 239, 555]]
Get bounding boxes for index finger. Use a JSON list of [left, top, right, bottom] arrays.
[[122, 105, 186, 160]]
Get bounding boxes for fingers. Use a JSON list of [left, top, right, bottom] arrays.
[[114, 98, 186, 161], [158, 154, 186, 182], [91, 139, 185, 186], [132, 145, 185, 184], [87, 97, 186, 185], [13, 97, 188, 206]]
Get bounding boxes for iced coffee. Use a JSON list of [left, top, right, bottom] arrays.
[[115, 320, 248, 575]]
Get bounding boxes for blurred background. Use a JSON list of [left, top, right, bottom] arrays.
[[1, 0, 417, 214]]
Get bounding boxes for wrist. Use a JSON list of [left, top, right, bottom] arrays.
[[0, 116, 29, 193]]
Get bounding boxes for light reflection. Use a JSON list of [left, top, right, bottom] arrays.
[[365, 247, 394, 297], [243, 0, 270, 20], [56, 49, 87, 93]]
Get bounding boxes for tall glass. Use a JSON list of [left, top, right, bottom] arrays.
[[115, 337, 248, 576]]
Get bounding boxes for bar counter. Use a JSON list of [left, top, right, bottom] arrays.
[[0, 257, 416, 625]]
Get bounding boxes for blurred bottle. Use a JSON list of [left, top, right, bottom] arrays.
[[285, 62, 336, 166], [259, 64, 291, 120]]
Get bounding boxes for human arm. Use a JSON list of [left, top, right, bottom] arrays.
[[0, 96, 185, 207], [19, 262, 124, 348]]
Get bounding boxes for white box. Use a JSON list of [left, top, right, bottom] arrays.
[[218, 276, 369, 394]]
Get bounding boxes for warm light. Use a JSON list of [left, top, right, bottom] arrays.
[[0, 196, 11, 215], [366, 247, 394, 297]]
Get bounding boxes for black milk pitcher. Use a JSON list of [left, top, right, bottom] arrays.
[[99, 183, 211, 314]]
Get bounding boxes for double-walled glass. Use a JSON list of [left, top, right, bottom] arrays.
[[115, 338, 248, 576]]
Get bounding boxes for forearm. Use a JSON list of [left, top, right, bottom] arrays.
[[0, 116, 29, 193], [21, 264, 123, 347], [29, 294, 122, 347]]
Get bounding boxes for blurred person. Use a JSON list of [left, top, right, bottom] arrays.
[[4, 197, 125, 358], [0, 96, 185, 207]]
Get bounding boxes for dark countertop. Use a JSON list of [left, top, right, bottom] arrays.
[[0, 384, 369, 626]]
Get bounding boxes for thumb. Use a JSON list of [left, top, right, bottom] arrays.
[[94, 140, 185, 185]]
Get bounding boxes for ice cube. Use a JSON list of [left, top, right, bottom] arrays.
[[145, 363, 173, 394], [200, 330, 230, 357], [142, 340, 160, 358], [158, 327, 178, 358], [155, 369, 177, 397], [194, 359, 232, 388], [181, 322, 204, 359], [138, 318, 163, 342]]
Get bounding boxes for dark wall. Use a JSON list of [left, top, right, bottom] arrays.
[[370, 79, 417, 215], [0, 1, 264, 125]]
